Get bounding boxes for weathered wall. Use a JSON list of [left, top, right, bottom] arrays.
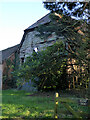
[[19, 29, 65, 91], [20, 30, 65, 62], [2, 52, 17, 89]]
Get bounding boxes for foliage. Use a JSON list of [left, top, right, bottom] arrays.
[[14, 41, 68, 90], [3, 52, 19, 89], [36, 11, 90, 89], [43, 1, 89, 20], [14, 2, 89, 90], [3, 59, 16, 89]]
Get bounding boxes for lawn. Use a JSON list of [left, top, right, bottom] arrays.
[[1, 89, 90, 119]]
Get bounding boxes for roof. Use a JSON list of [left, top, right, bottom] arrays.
[[20, 13, 89, 51], [19, 13, 51, 49], [2, 44, 20, 61], [25, 13, 51, 31]]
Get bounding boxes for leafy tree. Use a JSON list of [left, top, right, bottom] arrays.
[[3, 52, 19, 89], [15, 41, 68, 91], [3, 59, 17, 89]]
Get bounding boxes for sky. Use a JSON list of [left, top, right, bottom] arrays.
[[0, 0, 49, 50]]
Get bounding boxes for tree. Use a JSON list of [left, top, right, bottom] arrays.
[[43, 0, 89, 21], [35, 1, 90, 89], [3, 59, 17, 89], [15, 41, 68, 91], [14, 1, 89, 91]]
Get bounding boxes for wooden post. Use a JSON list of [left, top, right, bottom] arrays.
[[69, 80, 71, 90], [76, 76, 78, 88], [73, 77, 75, 89], [54, 92, 59, 119]]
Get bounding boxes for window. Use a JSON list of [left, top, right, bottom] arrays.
[[33, 47, 38, 53], [21, 57, 24, 64]]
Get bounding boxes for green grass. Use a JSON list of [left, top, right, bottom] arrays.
[[1, 90, 90, 119], [2, 90, 55, 119]]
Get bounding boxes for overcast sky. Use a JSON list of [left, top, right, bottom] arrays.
[[0, 0, 49, 50]]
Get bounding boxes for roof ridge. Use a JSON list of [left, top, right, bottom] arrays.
[[2, 44, 20, 61], [25, 13, 51, 31], [36, 13, 50, 23], [2, 44, 20, 52]]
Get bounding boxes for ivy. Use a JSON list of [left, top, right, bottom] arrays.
[[14, 41, 68, 91]]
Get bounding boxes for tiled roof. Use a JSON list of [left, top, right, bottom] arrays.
[[2, 44, 20, 61], [25, 13, 51, 31], [20, 13, 51, 49]]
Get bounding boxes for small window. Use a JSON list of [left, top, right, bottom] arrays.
[[21, 57, 24, 64], [33, 47, 38, 53]]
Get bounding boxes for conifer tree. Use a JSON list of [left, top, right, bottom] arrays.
[[35, 1, 90, 89]]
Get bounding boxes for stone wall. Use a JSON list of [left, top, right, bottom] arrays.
[[20, 30, 65, 62]]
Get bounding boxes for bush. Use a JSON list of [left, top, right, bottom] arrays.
[[14, 41, 68, 91]]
